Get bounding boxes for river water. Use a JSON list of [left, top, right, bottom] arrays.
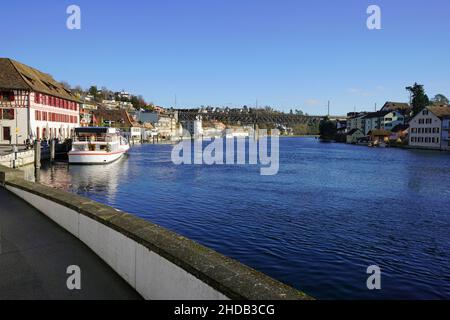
[[34, 137, 450, 299]]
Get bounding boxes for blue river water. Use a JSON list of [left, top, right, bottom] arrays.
[[37, 137, 450, 299]]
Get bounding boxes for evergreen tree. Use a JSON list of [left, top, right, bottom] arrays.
[[406, 83, 430, 116]]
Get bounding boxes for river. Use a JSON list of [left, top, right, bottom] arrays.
[[33, 137, 450, 299]]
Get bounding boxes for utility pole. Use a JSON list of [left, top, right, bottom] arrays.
[[327, 100, 330, 117]]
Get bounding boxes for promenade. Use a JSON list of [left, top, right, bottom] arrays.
[[0, 187, 141, 300]]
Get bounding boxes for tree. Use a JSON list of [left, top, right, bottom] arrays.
[[60, 81, 71, 90], [406, 83, 430, 116], [432, 94, 449, 105], [319, 117, 337, 140]]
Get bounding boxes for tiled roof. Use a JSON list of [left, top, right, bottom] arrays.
[[427, 106, 450, 119], [381, 102, 410, 111], [362, 111, 390, 119], [368, 129, 391, 136], [92, 107, 141, 128], [0, 58, 81, 102]]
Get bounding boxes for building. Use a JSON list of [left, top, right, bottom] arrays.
[[202, 120, 226, 138], [101, 99, 120, 110], [79, 100, 98, 127], [409, 106, 450, 150], [0, 58, 80, 144], [390, 124, 409, 142], [115, 90, 131, 100], [382, 111, 406, 131], [347, 112, 367, 132], [380, 101, 411, 113], [137, 111, 178, 140], [363, 111, 388, 135], [181, 115, 203, 138], [346, 128, 364, 144], [368, 129, 390, 144], [92, 106, 142, 144]]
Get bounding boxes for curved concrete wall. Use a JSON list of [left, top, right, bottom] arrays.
[[0, 166, 311, 300]]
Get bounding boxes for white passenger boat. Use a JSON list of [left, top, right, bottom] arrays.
[[69, 127, 130, 164]]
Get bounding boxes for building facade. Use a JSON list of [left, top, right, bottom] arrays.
[[0, 58, 80, 145], [347, 113, 367, 133], [409, 106, 450, 150], [382, 111, 405, 131]]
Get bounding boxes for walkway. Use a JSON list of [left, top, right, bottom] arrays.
[[0, 187, 141, 300]]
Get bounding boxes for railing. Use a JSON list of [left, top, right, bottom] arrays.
[[73, 136, 112, 143]]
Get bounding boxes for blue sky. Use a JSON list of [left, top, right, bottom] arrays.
[[1, 0, 449, 114]]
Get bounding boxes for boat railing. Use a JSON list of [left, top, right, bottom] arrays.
[[73, 136, 113, 143]]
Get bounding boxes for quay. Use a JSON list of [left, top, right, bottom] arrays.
[[0, 187, 140, 299], [0, 165, 312, 300]]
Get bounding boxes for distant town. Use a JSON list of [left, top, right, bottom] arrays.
[[1, 58, 449, 154]]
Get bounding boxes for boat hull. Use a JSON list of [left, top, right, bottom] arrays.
[[68, 150, 128, 164]]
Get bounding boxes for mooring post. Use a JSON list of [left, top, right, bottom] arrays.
[[12, 145, 18, 169], [50, 139, 56, 163], [34, 140, 41, 169]]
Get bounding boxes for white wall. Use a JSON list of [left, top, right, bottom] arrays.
[[5, 185, 229, 300]]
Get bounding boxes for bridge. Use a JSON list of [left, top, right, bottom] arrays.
[[177, 110, 324, 127]]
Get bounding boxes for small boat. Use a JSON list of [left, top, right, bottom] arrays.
[[68, 127, 130, 164]]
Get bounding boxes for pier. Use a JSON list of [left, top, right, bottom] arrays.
[[0, 165, 311, 300]]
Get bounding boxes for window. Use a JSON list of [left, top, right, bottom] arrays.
[[34, 93, 41, 104], [2, 109, 15, 120], [0, 91, 15, 102]]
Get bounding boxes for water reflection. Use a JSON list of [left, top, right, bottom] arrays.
[[26, 156, 129, 203]]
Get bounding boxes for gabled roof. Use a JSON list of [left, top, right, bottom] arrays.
[[347, 128, 363, 136], [381, 102, 411, 112], [92, 106, 141, 128], [0, 58, 81, 102], [427, 105, 450, 119], [362, 110, 390, 119]]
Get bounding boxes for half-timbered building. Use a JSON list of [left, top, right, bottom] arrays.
[[0, 58, 80, 145]]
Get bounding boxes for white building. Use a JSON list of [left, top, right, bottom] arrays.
[[347, 112, 367, 133], [181, 115, 203, 138], [409, 106, 450, 150], [383, 111, 405, 131], [0, 58, 80, 145]]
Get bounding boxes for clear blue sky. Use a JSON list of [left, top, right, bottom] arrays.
[[2, 0, 449, 114]]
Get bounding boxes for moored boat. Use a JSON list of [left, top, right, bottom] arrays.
[[68, 127, 130, 164]]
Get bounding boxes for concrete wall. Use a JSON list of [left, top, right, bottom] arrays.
[[0, 167, 311, 300], [0, 150, 34, 168]]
